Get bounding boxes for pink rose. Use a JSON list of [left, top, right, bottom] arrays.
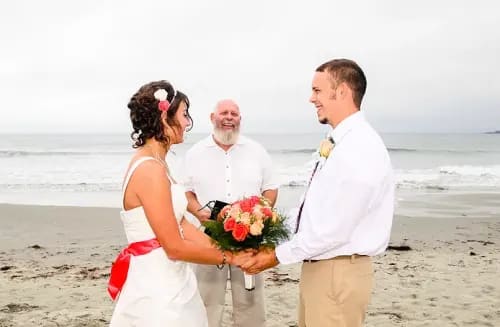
[[249, 196, 260, 206], [239, 199, 253, 213], [261, 207, 273, 218]]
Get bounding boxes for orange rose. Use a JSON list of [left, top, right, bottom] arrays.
[[223, 217, 236, 232], [232, 223, 249, 242]]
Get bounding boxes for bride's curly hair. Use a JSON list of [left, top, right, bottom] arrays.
[[127, 80, 192, 148]]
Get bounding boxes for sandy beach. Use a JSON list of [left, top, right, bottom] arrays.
[[1, 191, 499, 326]]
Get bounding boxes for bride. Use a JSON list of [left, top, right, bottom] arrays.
[[108, 80, 250, 326]]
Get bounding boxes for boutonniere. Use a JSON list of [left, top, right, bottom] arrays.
[[318, 137, 335, 159]]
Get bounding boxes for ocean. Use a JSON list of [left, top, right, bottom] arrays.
[[1, 133, 499, 209]]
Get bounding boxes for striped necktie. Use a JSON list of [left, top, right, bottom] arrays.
[[294, 136, 334, 233], [294, 161, 320, 233]]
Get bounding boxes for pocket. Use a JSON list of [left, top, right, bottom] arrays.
[[329, 259, 373, 305], [329, 262, 347, 305], [352, 257, 374, 277]]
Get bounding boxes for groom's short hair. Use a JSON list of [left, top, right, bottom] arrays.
[[316, 59, 367, 108]]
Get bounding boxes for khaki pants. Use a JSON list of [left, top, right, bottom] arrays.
[[195, 264, 266, 327], [298, 255, 373, 327]]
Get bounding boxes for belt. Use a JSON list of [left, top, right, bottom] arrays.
[[303, 254, 368, 263], [107, 238, 161, 300]]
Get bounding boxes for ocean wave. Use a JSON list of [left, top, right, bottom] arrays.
[[388, 148, 499, 154], [0, 182, 121, 192], [272, 147, 475, 154], [270, 147, 498, 155], [388, 147, 418, 152], [2, 163, 499, 193], [0, 150, 131, 157], [438, 165, 500, 176], [270, 148, 316, 154], [396, 165, 500, 190], [276, 164, 500, 191]]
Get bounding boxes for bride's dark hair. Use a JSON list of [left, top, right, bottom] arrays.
[[127, 80, 192, 148]]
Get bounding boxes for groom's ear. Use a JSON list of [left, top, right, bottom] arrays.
[[210, 112, 215, 123], [337, 82, 349, 101]]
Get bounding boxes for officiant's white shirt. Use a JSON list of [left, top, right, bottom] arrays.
[[183, 135, 278, 226], [276, 111, 395, 264]]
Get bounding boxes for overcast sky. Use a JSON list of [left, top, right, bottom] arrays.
[[1, 0, 499, 134]]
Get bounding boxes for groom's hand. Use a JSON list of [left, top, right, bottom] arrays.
[[240, 248, 279, 275], [231, 251, 255, 267]]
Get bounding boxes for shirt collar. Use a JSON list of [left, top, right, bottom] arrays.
[[331, 111, 365, 144]]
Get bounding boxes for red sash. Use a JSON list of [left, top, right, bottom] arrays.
[[107, 238, 161, 300]]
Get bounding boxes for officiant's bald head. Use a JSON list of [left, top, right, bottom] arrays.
[[211, 99, 241, 146], [213, 99, 240, 115]]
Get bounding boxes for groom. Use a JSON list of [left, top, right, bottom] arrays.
[[241, 59, 395, 326]]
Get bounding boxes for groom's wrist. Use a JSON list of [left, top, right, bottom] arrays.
[[271, 250, 280, 266]]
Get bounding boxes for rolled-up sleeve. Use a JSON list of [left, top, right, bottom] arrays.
[[260, 148, 278, 191], [182, 150, 196, 192]]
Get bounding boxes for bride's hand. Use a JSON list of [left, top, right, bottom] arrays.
[[240, 248, 279, 274]]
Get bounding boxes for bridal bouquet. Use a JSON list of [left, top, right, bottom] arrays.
[[203, 195, 289, 290]]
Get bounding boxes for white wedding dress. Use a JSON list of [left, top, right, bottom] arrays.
[[110, 157, 208, 326]]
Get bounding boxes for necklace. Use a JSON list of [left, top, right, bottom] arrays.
[[144, 144, 174, 181]]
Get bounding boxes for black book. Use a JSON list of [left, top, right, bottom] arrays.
[[198, 200, 230, 235]]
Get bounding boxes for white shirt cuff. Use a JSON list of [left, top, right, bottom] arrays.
[[275, 242, 301, 265]]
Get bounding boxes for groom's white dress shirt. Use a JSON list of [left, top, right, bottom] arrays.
[[276, 111, 395, 264]]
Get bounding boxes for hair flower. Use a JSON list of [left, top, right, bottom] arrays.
[[153, 89, 170, 112], [158, 101, 170, 112]]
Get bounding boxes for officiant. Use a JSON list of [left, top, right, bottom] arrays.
[[183, 99, 278, 327]]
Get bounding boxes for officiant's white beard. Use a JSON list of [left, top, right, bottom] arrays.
[[213, 127, 240, 145]]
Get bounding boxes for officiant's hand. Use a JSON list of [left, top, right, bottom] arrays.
[[240, 248, 279, 274], [196, 208, 211, 223]]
